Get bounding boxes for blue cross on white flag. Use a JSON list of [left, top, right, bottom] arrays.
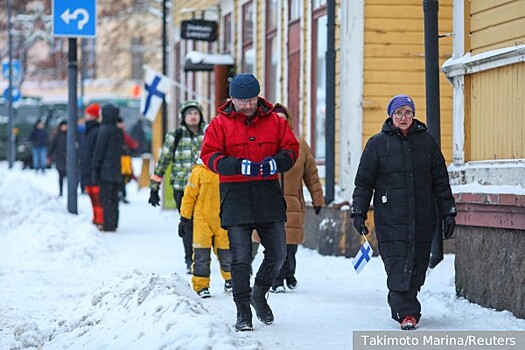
[[352, 238, 373, 274], [140, 66, 170, 122]]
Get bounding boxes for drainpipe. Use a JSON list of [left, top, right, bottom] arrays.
[[423, 0, 443, 269], [325, 0, 336, 204]]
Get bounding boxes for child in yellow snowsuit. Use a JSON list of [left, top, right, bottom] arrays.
[[179, 160, 232, 298]]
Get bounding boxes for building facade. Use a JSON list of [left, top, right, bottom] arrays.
[[169, 0, 454, 202], [442, 0, 525, 319]]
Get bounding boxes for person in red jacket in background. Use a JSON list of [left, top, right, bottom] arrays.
[[200, 73, 299, 332], [81, 103, 104, 229]]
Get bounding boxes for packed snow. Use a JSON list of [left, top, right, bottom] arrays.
[[1, 160, 524, 350]]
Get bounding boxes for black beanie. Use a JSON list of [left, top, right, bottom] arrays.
[[229, 73, 260, 99], [101, 103, 120, 122]]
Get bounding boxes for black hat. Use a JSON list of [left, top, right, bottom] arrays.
[[101, 103, 120, 122]]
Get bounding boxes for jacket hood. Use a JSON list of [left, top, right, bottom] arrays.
[[217, 97, 274, 119], [101, 104, 120, 124], [180, 100, 205, 130], [381, 117, 427, 136]]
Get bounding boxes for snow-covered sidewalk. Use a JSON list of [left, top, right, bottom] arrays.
[[1, 161, 524, 350]]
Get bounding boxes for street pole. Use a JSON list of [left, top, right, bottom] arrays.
[[161, 0, 168, 136], [67, 38, 78, 214], [7, 0, 15, 168], [325, 0, 336, 205], [423, 0, 444, 269]]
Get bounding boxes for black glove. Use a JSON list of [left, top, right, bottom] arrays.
[[443, 214, 456, 240], [352, 215, 369, 235], [178, 217, 193, 238], [314, 206, 322, 215], [148, 189, 160, 207]]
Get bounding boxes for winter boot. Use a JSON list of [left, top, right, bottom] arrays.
[[286, 276, 298, 290], [250, 284, 274, 325], [235, 301, 253, 332], [269, 284, 285, 293], [197, 288, 211, 299], [400, 316, 417, 330], [224, 280, 233, 294]]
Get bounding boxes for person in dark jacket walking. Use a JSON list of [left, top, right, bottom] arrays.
[[29, 120, 48, 173], [48, 120, 68, 196], [351, 94, 456, 331], [80, 103, 103, 228], [92, 104, 124, 232], [200, 73, 299, 332]]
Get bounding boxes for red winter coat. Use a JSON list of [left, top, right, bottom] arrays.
[[200, 98, 299, 227]]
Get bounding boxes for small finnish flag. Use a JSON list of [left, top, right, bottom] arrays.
[[140, 66, 170, 122], [352, 239, 373, 274]]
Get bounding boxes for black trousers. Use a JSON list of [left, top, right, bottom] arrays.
[[174, 189, 193, 268], [57, 169, 67, 196], [387, 287, 421, 323], [99, 181, 120, 231], [274, 244, 298, 285], [228, 222, 286, 302]]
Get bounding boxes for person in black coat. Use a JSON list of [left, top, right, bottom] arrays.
[[48, 121, 68, 196], [80, 103, 103, 228], [92, 104, 124, 232], [351, 94, 456, 330]]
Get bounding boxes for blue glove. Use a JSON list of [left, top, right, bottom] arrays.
[[261, 157, 277, 177], [240, 159, 260, 176]]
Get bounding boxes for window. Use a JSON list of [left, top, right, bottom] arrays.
[[265, 0, 278, 102], [289, 0, 300, 21], [311, 9, 327, 160], [313, 0, 327, 10], [242, 1, 255, 73], [222, 13, 232, 54], [130, 37, 143, 80], [81, 38, 97, 79]]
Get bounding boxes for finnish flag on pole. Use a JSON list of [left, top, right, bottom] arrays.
[[140, 66, 170, 122], [352, 238, 373, 274]]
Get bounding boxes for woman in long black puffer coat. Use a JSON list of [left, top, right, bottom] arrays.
[[91, 104, 124, 232], [48, 120, 68, 196], [351, 94, 456, 330]]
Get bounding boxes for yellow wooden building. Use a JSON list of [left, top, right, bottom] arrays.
[[441, 0, 525, 319]]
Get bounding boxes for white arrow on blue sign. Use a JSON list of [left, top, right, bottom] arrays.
[[52, 0, 97, 38], [3, 86, 21, 103]]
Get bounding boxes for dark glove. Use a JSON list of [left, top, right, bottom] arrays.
[[443, 214, 456, 240], [240, 159, 260, 176], [178, 217, 193, 238], [352, 215, 369, 235], [148, 189, 160, 207], [260, 157, 278, 177], [314, 206, 322, 215]]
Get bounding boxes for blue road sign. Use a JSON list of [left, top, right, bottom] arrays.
[[1, 59, 22, 82], [52, 0, 97, 38], [3, 86, 21, 103]]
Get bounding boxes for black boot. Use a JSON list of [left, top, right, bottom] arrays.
[[250, 284, 274, 325], [235, 301, 253, 332]]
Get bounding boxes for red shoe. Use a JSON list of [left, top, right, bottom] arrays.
[[400, 316, 417, 330]]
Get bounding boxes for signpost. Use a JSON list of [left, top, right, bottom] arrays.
[[52, 0, 97, 214]]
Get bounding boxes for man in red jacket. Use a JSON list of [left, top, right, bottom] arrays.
[[200, 73, 299, 332]]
